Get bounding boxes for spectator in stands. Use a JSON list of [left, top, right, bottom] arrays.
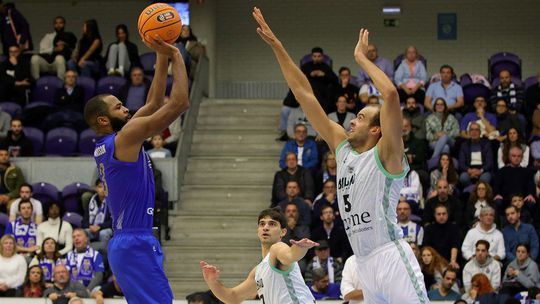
[[279, 123, 318, 170], [460, 96, 498, 140], [67, 19, 102, 78], [420, 246, 449, 290], [424, 178, 463, 226], [340, 255, 363, 303], [305, 240, 343, 284], [281, 202, 310, 245], [9, 183, 43, 223], [458, 122, 494, 187], [429, 153, 459, 196], [501, 243, 540, 296], [525, 72, 540, 121], [91, 275, 124, 302], [314, 152, 336, 194], [300, 47, 338, 113], [0, 234, 26, 296], [118, 66, 151, 113], [311, 204, 349, 261], [18, 265, 45, 297], [408, 241, 421, 259], [0, 146, 25, 212], [401, 169, 423, 212], [0, 107, 10, 140], [423, 204, 461, 267], [359, 82, 382, 105], [43, 264, 89, 304], [105, 24, 140, 77], [328, 96, 355, 132], [54, 70, 85, 112], [425, 65, 464, 113], [30, 16, 77, 81], [271, 152, 314, 206], [464, 181, 496, 229], [176, 25, 203, 79], [308, 268, 341, 300], [497, 127, 529, 168], [357, 43, 393, 86], [397, 200, 423, 245], [427, 268, 462, 301], [511, 194, 533, 224], [402, 96, 426, 139], [160, 96, 182, 151], [0, 1, 32, 55], [463, 240, 501, 293], [312, 180, 339, 229], [4, 117, 34, 156], [403, 117, 428, 190], [495, 99, 524, 138], [276, 181, 311, 226], [493, 146, 536, 211], [490, 70, 524, 113], [37, 201, 73, 256], [277, 90, 300, 141], [462, 206, 505, 261], [502, 205, 539, 261], [426, 98, 459, 160], [394, 45, 427, 103], [147, 134, 172, 159], [66, 228, 104, 291], [5, 199, 38, 257], [335, 67, 359, 107], [0, 45, 32, 105], [287, 107, 318, 139], [29, 237, 66, 285], [81, 179, 112, 247]]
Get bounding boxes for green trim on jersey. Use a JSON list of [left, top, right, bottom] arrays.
[[269, 261, 294, 275], [373, 146, 408, 179], [394, 240, 427, 304], [335, 139, 348, 155], [282, 273, 301, 304]]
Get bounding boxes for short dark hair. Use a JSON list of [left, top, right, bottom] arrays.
[[54, 16, 66, 23], [257, 208, 287, 229], [312, 268, 328, 281], [84, 94, 110, 130], [320, 203, 333, 216], [517, 243, 530, 254], [18, 199, 33, 212], [294, 123, 307, 132], [475, 239, 490, 251], [442, 268, 457, 278], [10, 117, 22, 125], [311, 47, 323, 54], [338, 67, 350, 74], [434, 203, 448, 213], [510, 193, 524, 200], [505, 205, 519, 213], [19, 183, 32, 193], [440, 64, 454, 75]]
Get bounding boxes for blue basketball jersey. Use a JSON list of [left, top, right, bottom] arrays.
[[93, 133, 155, 231]]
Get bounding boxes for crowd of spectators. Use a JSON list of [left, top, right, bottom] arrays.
[[272, 44, 540, 302]]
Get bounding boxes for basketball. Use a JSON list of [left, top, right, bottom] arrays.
[[138, 3, 182, 44]]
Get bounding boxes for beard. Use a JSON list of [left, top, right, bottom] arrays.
[[109, 116, 128, 132]]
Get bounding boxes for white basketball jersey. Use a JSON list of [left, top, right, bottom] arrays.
[[335, 141, 408, 257], [255, 254, 316, 304]]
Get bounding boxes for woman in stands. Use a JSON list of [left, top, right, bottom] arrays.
[[501, 243, 540, 296], [394, 45, 427, 103], [67, 19, 103, 78], [0, 234, 27, 297], [314, 151, 337, 194], [17, 265, 46, 297], [463, 273, 509, 303], [497, 127, 530, 168], [30, 237, 66, 287], [464, 181, 497, 229], [105, 24, 140, 77], [419, 246, 449, 290], [425, 98, 459, 160], [429, 152, 459, 196]]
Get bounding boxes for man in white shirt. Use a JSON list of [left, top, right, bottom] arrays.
[[461, 206, 505, 261], [341, 255, 363, 304], [9, 183, 43, 224]]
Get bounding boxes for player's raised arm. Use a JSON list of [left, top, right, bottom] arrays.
[[354, 29, 404, 172], [200, 261, 257, 303], [252, 7, 346, 151], [269, 238, 319, 269], [115, 36, 189, 159]]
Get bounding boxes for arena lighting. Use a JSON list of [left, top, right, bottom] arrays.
[[382, 6, 401, 14]]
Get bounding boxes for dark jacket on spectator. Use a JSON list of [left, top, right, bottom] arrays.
[[271, 166, 315, 205], [459, 138, 494, 173], [277, 197, 311, 227], [526, 84, 540, 120], [404, 133, 428, 171], [4, 130, 34, 157], [493, 166, 536, 202], [423, 221, 462, 262], [423, 195, 464, 227], [54, 85, 85, 112], [311, 224, 351, 260], [0, 3, 32, 55]]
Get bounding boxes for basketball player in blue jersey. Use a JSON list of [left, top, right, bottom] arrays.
[[83, 35, 189, 304], [253, 7, 429, 303]]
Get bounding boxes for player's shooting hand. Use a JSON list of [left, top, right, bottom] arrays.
[[252, 7, 280, 46], [143, 35, 179, 58], [200, 261, 221, 282], [290, 238, 319, 249], [354, 29, 369, 64]]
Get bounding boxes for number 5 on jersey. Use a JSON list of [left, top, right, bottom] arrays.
[[343, 194, 351, 212]]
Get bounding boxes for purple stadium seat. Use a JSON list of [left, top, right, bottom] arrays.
[[32, 76, 63, 104], [463, 83, 492, 106], [32, 182, 59, 208], [140, 52, 156, 74], [62, 182, 92, 213], [393, 54, 427, 71], [23, 127, 44, 155], [490, 61, 522, 82], [0, 55, 5, 63], [79, 128, 97, 155], [95, 76, 126, 96], [0, 212, 8, 227], [77, 76, 96, 104], [0, 101, 22, 117], [45, 127, 78, 156], [300, 54, 333, 69], [459, 73, 473, 87], [63, 212, 83, 228], [491, 77, 523, 89], [489, 52, 521, 66], [524, 76, 538, 90]]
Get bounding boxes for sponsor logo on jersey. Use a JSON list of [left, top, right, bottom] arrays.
[[343, 211, 373, 234], [338, 175, 355, 189], [94, 144, 106, 157], [256, 278, 264, 290]]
